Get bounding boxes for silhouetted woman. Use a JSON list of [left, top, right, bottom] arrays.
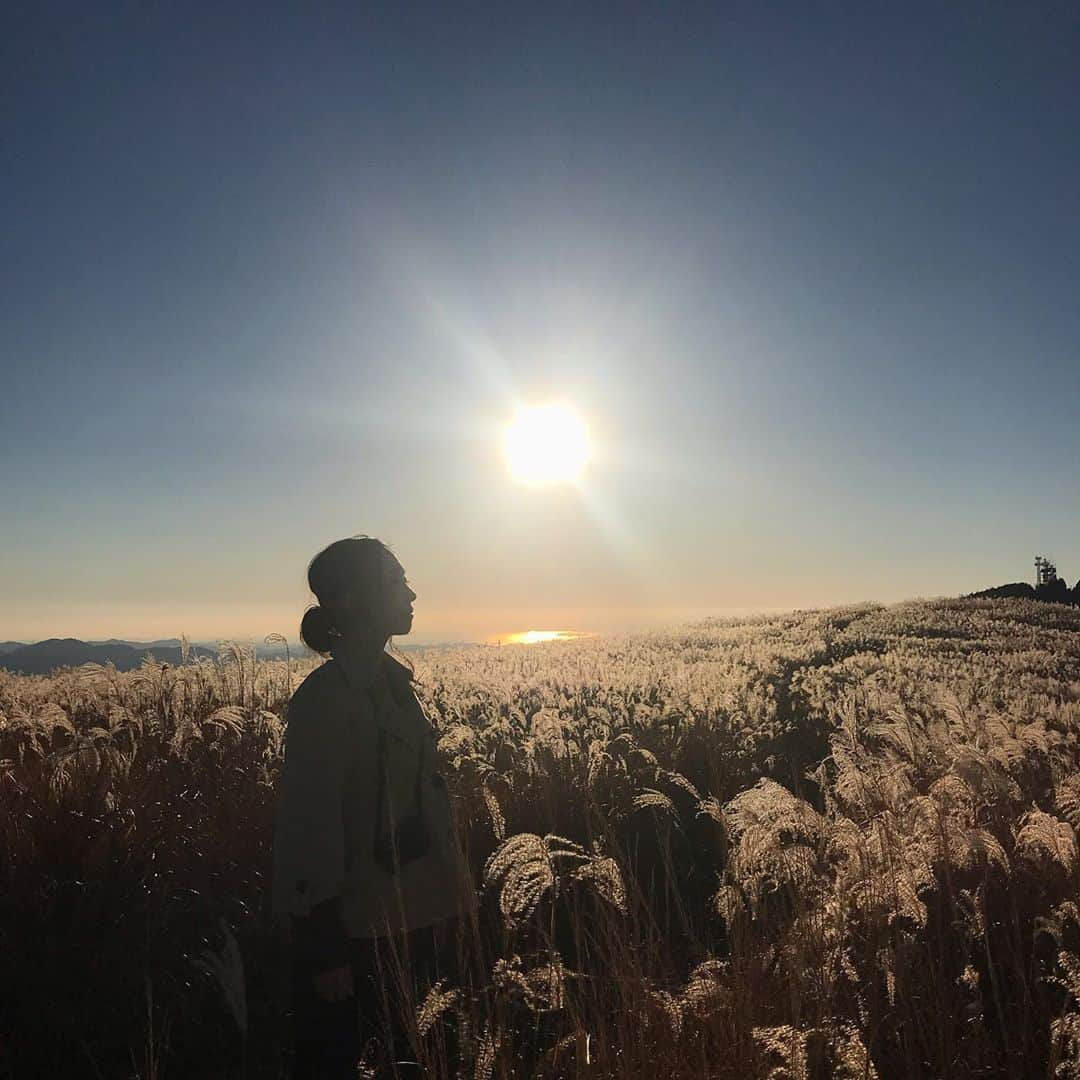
[[271, 536, 466, 1078]]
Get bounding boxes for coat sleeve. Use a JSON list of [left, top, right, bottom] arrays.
[[270, 685, 350, 922]]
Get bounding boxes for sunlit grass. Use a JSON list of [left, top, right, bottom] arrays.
[[4, 598, 1080, 1076]]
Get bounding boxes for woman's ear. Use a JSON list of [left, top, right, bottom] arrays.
[[337, 587, 360, 617]]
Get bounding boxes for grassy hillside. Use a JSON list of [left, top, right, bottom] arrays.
[[2, 600, 1079, 1077]]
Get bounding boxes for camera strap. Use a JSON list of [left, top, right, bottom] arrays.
[[372, 691, 427, 861]]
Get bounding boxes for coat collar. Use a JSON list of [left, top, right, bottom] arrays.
[[331, 642, 413, 695]]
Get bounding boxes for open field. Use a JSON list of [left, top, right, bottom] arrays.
[[3, 599, 1080, 1078]]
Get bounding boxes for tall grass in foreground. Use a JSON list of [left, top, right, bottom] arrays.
[[2, 599, 1080, 1077]]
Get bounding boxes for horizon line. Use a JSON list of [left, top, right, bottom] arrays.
[[0, 596, 978, 649]]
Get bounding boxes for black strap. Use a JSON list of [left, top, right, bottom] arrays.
[[371, 688, 426, 859], [374, 721, 387, 863]]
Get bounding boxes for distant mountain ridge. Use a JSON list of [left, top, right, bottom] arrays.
[[0, 636, 474, 676], [0, 639, 219, 675], [95, 638, 190, 650]]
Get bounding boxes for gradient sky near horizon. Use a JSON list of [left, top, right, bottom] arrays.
[[3, 4, 1079, 644]]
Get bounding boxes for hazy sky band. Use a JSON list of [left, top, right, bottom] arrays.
[[3, 4, 1078, 641]]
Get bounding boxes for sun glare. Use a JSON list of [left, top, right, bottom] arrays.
[[486, 629, 594, 645], [503, 403, 590, 484]]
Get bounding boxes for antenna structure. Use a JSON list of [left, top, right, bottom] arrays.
[[1035, 555, 1058, 587]]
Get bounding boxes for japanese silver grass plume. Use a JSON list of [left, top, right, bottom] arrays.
[[483, 832, 627, 929], [193, 917, 247, 1038], [1015, 810, 1079, 875], [416, 979, 461, 1039]]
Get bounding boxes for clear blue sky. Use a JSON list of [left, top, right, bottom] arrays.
[[3, 3, 1078, 643]]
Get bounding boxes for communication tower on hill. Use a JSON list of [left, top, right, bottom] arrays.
[[1035, 555, 1058, 586]]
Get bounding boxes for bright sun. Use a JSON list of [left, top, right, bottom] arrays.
[[503, 403, 590, 484]]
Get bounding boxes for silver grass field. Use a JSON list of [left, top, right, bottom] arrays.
[[3, 598, 1080, 1078]]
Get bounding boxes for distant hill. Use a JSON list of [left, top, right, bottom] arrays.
[[0, 635, 459, 675], [403, 641, 484, 653], [0, 638, 216, 676], [968, 582, 1037, 600], [968, 578, 1080, 605], [94, 638, 186, 650]]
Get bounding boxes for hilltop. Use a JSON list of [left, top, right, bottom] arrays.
[[968, 577, 1080, 606]]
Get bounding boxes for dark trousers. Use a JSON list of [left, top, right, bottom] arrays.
[[290, 921, 455, 1079]]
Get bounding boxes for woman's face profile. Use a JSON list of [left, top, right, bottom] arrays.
[[380, 555, 416, 637], [335, 550, 416, 639]]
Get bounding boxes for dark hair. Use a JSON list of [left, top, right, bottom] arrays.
[[300, 536, 394, 654], [298, 605, 338, 655]]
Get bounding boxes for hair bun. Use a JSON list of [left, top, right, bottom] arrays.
[[300, 605, 337, 655]]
